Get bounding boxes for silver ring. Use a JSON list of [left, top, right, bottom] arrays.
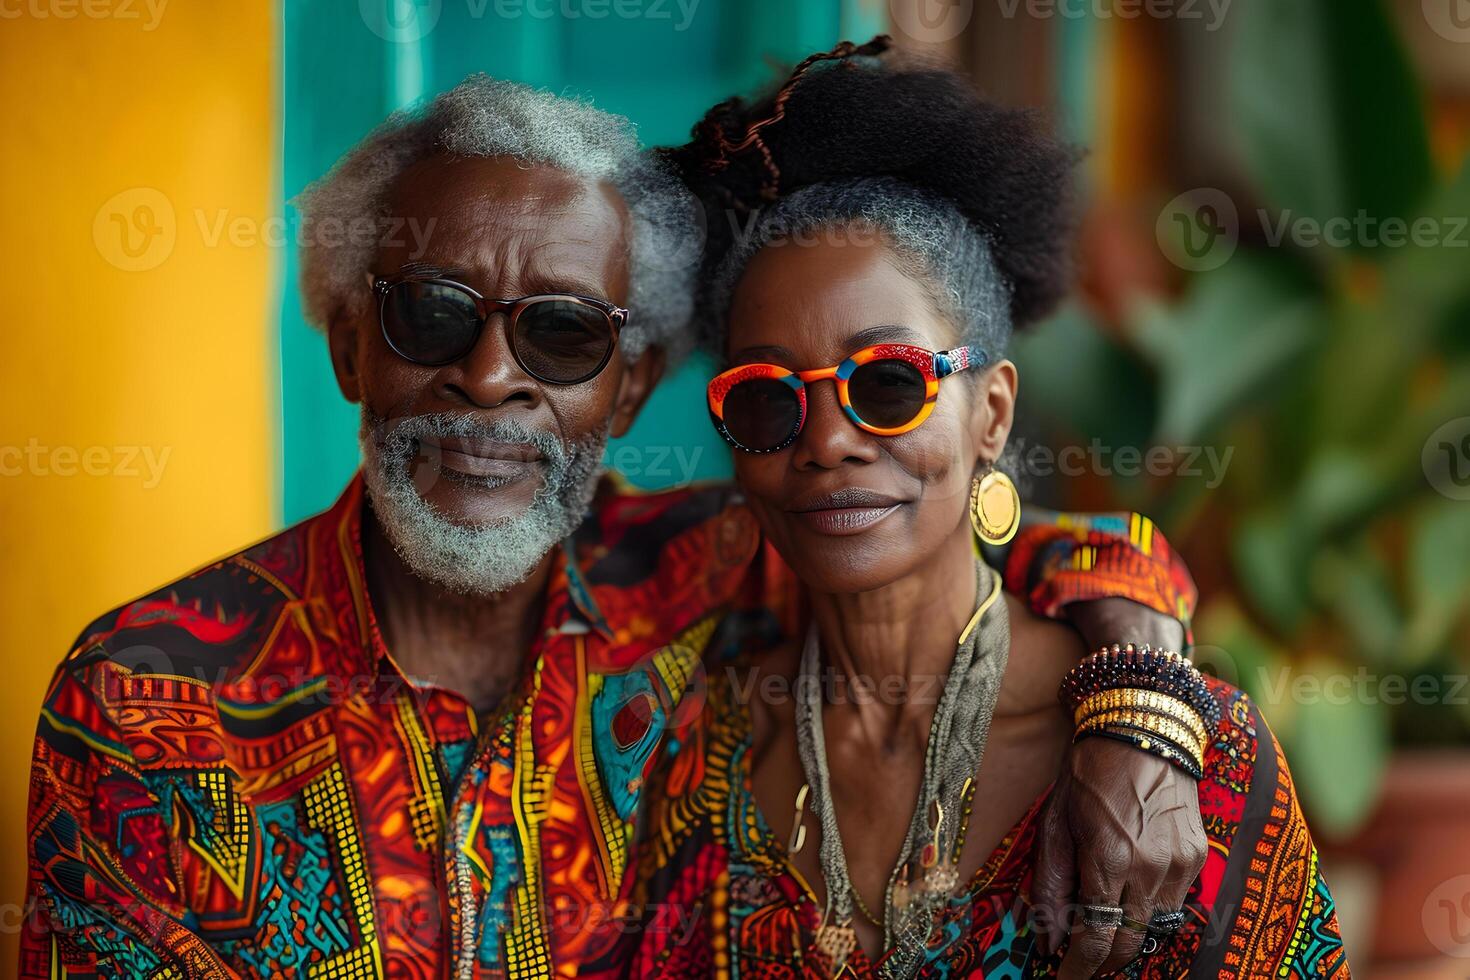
[[1081, 904, 1125, 929], [1148, 910, 1187, 935]]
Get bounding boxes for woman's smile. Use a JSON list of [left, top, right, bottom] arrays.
[[787, 486, 907, 535]]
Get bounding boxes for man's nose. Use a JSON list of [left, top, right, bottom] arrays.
[[792, 378, 880, 470], [434, 313, 541, 410]]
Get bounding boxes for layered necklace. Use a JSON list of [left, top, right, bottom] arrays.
[[793, 560, 1010, 979]]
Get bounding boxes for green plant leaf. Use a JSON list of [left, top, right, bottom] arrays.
[[1382, 159, 1470, 332], [1276, 659, 1390, 839], [1405, 501, 1470, 662], [1311, 545, 1402, 668], [1229, 0, 1433, 242], [1131, 255, 1321, 446], [1195, 598, 1293, 711], [1233, 507, 1313, 634], [1012, 306, 1158, 452]]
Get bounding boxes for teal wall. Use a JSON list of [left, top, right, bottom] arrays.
[[278, 0, 887, 523]]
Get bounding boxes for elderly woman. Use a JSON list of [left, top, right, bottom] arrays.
[[625, 40, 1349, 979]]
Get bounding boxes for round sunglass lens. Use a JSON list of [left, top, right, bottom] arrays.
[[514, 300, 616, 384], [721, 377, 802, 451], [848, 358, 928, 429], [382, 281, 482, 364]]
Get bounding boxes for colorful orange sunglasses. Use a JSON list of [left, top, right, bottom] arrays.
[[707, 343, 987, 453]]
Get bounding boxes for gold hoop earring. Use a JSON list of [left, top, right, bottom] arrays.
[[970, 468, 1020, 546]]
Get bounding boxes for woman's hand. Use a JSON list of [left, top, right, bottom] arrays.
[[1036, 738, 1207, 978], [1035, 598, 1207, 978]]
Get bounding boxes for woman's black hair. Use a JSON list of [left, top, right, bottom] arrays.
[[662, 36, 1081, 332]]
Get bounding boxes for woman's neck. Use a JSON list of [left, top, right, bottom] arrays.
[[807, 520, 982, 742]]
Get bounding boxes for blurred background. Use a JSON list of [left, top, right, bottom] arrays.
[[1, 0, 1467, 976]]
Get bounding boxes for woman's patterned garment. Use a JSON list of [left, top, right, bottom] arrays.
[[622, 575, 1350, 979]]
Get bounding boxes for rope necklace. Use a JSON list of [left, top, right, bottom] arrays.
[[794, 561, 1010, 978]]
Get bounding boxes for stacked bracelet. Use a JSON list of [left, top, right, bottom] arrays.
[[1061, 644, 1217, 780], [1076, 709, 1205, 768], [1060, 643, 1221, 732], [1083, 728, 1205, 781], [1073, 688, 1209, 746]]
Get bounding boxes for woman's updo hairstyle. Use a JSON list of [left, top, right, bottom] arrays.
[[664, 36, 1080, 359]]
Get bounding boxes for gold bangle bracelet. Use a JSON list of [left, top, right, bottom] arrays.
[[1074, 689, 1208, 744], [1078, 699, 1207, 743], [1086, 723, 1205, 777], [1080, 719, 1205, 771], [1078, 705, 1206, 749], [1077, 707, 1204, 751], [1077, 710, 1205, 765]]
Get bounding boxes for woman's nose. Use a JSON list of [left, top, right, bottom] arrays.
[[791, 378, 880, 470]]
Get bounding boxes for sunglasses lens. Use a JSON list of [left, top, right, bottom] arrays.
[[381, 280, 482, 364], [848, 358, 928, 429], [514, 299, 617, 384], [721, 377, 803, 451]]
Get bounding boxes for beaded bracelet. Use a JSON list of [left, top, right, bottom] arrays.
[[1079, 726, 1205, 781], [1060, 643, 1221, 733]]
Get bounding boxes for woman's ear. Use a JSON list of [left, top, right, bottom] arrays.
[[969, 359, 1017, 466], [609, 344, 667, 439], [327, 309, 364, 404]]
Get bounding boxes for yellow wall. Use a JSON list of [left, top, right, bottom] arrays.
[[0, 5, 278, 971]]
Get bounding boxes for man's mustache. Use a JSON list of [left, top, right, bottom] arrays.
[[367, 412, 569, 468]]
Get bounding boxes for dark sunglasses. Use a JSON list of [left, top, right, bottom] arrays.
[[370, 274, 629, 385], [707, 343, 986, 453]]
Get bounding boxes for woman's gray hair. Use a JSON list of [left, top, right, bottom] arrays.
[[293, 74, 699, 361], [705, 178, 1012, 361]]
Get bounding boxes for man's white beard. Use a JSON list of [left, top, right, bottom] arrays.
[[359, 409, 607, 595]]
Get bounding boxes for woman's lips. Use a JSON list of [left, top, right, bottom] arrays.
[[791, 504, 901, 535], [788, 487, 906, 536]]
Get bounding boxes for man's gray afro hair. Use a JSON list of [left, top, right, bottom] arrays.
[[292, 74, 700, 361]]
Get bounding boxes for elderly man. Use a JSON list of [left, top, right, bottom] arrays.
[[23, 76, 1199, 978]]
